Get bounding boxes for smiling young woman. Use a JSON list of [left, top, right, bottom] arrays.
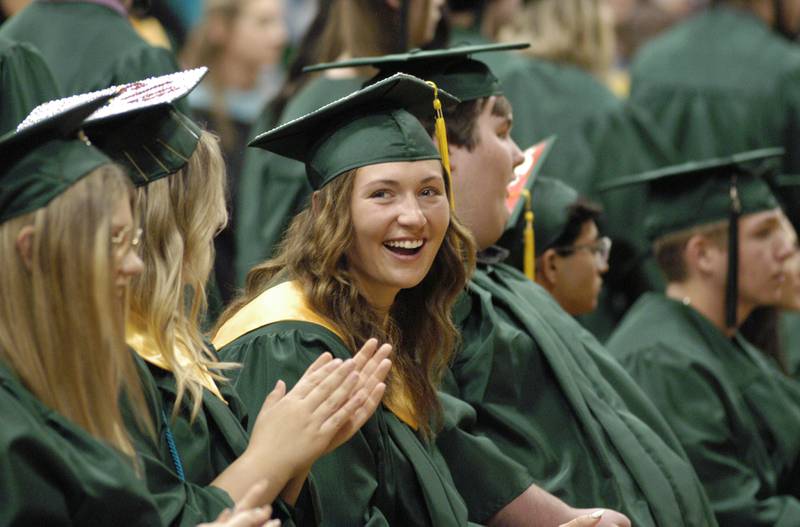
[[214, 75, 479, 525]]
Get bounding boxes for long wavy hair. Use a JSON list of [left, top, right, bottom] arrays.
[[127, 131, 230, 419], [500, 0, 615, 79], [218, 167, 476, 438], [0, 164, 148, 458]]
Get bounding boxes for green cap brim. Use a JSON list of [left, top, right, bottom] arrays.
[[598, 147, 784, 240], [304, 43, 529, 102]]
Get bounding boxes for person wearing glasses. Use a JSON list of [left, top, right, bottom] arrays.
[[526, 177, 610, 317]]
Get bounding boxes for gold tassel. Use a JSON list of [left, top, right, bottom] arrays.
[[426, 81, 455, 211], [522, 189, 535, 280]]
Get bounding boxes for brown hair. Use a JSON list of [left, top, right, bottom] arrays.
[[218, 167, 476, 438], [653, 221, 727, 283], [419, 96, 513, 150], [0, 165, 149, 458], [128, 131, 231, 419]]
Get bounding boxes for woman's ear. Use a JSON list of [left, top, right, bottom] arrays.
[[15, 225, 35, 270], [687, 234, 722, 277]]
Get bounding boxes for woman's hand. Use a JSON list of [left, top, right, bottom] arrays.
[[212, 353, 361, 506], [567, 508, 631, 527], [324, 338, 392, 453], [559, 510, 605, 527], [199, 481, 280, 527]]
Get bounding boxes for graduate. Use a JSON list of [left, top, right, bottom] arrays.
[[499, 176, 610, 317], [494, 0, 678, 338], [604, 149, 800, 526], [0, 89, 167, 527], [235, 0, 446, 284], [25, 70, 390, 526], [0, 36, 60, 134], [213, 74, 505, 526], [309, 43, 718, 526], [629, 0, 800, 228]]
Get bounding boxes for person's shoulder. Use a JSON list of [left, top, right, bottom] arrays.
[[607, 294, 694, 360], [218, 319, 348, 362]]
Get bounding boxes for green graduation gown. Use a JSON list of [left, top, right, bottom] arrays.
[[0, 1, 185, 111], [128, 351, 308, 526], [0, 36, 61, 134], [215, 281, 534, 525], [445, 255, 717, 527], [607, 293, 800, 526], [126, 354, 236, 527], [0, 360, 164, 526], [780, 311, 800, 379], [234, 76, 365, 284], [496, 57, 676, 340], [629, 5, 800, 224]]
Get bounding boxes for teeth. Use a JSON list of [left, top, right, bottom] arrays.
[[385, 239, 423, 249]]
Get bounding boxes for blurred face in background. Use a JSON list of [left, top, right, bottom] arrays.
[[406, 0, 445, 46], [777, 215, 800, 311], [228, 0, 287, 68]]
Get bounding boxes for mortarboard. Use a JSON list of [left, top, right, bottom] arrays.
[[304, 42, 530, 102], [0, 91, 115, 223], [599, 147, 784, 328], [20, 68, 207, 186], [249, 73, 459, 197]]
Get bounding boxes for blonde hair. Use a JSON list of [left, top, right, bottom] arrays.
[[0, 164, 147, 458], [501, 0, 616, 79], [127, 131, 230, 419], [219, 168, 476, 438]]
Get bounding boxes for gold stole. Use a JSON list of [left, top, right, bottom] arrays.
[[127, 330, 226, 402], [211, 280, 418, 430]]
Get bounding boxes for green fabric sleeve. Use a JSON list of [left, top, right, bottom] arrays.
[[0, 368, 163, 526], [436, 392, 534, 523], [621, 345, 800, 527], [127, 357, 235, 526]]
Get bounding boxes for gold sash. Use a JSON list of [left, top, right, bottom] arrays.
[[128, 330, 226, 402], [211, 280, 418, 430]]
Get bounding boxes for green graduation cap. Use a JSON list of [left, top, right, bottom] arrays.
[[249, 73, 459, 193], [0, 91, 115, 223], [599, 147, 784, 328], [21, 68, 207, 186], [304, 42, 529, 102]]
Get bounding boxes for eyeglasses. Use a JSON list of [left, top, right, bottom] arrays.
[[111, 226, 143, 257], [554, 236, 612, 264]]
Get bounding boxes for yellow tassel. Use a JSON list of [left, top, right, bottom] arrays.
[[426, 81, 455, 211], [522, 189, 535, 280]]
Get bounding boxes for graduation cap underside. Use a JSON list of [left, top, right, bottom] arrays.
[[0, 92, 115, 223], [304, 43, 530, 102], [600, 147, 785, 328], [249, 73, 460, 190]]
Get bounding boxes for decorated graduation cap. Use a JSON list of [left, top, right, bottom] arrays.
[[249, 73, 459, 200], [599, 147, 784, 328], [503, 137, 556, 279], [21, 68, 207, 186], [0, 91, 115, 223], [304, 42, 530, 102]]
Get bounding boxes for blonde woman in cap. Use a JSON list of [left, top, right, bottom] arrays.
[[46, 71, 390, 526]]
